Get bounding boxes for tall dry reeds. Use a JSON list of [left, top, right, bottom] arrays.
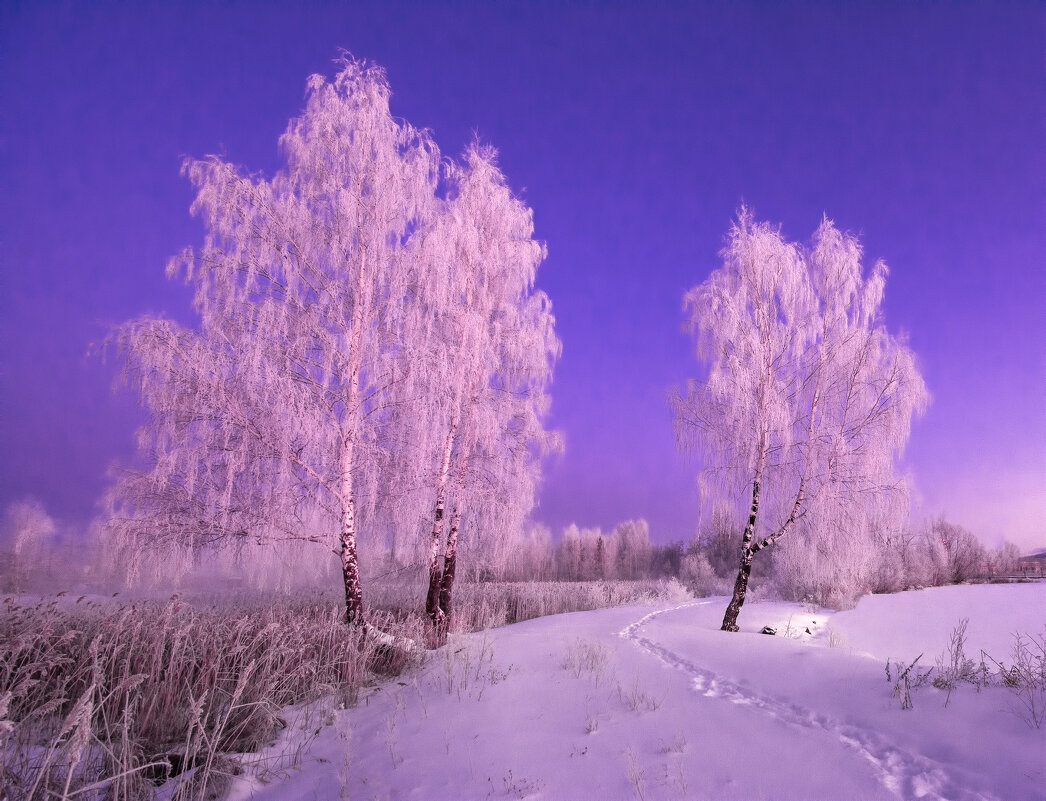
[[0, 594, 421, 800], [1, 577, 689, 799]]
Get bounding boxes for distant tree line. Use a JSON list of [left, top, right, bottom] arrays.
[[0, 497, 1026, 613], [682, 509, 1024, 608], [427, 511, 1025, 610]]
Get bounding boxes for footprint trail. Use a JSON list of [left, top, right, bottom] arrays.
[[620, 602, 998, 801]]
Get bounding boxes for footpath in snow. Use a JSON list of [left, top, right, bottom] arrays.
[[226, 583, 1046, 801]]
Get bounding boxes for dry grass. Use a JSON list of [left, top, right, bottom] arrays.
[[0, 594, 421, 800], [0, 577, 688, 799], [369, 578, 692, 634]]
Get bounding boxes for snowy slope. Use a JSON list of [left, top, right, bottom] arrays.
[[224, 584, 1045, 801], [828, 583, 1046, 662]]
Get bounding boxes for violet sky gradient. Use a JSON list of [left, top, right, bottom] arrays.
[[1, 2, 1043, 549]]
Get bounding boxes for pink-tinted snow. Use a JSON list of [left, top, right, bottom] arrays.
[[212, 583, 1044, 801]]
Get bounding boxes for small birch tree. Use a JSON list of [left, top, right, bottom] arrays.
[[673, 210, 928, 630], [419, 144, 559, 642], [108, 58, 443, 628]]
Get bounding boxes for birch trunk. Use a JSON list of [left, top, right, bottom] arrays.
[[721, 477, 760, 631], [339, 485, 364, 628], [436, 504, 461, 644], [425, 423, 457, 633], [424, 500, 446, 627], [340, 236, 367, 630]]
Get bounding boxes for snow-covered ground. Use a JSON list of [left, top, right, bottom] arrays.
[[223, 584, 1045, 801]]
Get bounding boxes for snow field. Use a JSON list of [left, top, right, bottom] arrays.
[[226, 584, 1045, 801]]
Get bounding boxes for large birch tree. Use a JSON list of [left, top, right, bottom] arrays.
[[108, 58, 443, 628], [673, 211, 928, 631]]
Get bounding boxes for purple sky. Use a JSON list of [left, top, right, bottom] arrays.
[[2, 2, 1043, 550]]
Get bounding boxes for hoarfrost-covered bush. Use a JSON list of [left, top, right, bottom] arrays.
[[773, 507, 906, 608], [931, 517, 987, 584], [611, 519, 653, 580], [2, 498, 56, 555], [906, 528, 949, 587], [653, 576, 695, 604], [680, 551, 730, 597], [867, 532, 909, 594], [690, 504, 739, 580], [991, 541, 1022, 577], [1, 499, 58, 591]]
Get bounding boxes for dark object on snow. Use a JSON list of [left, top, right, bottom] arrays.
[[760, 626, 777, 635], [805, 627, 812, 635]]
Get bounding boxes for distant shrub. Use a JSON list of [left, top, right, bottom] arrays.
[[931, 518, 987, 584], [680, 552, 730, 597], [990, 542, 1021, 577], [0, 499, 58, 593]]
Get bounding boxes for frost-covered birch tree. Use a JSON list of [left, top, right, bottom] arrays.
[[672, 210, 928, 631], [108, 58, 443, 628], [418, 144, 559, 643]]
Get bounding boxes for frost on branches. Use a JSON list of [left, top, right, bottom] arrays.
[[107, 58, 558, 634], [416, 146, 560, 644], [673, 210, 928, 631]]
